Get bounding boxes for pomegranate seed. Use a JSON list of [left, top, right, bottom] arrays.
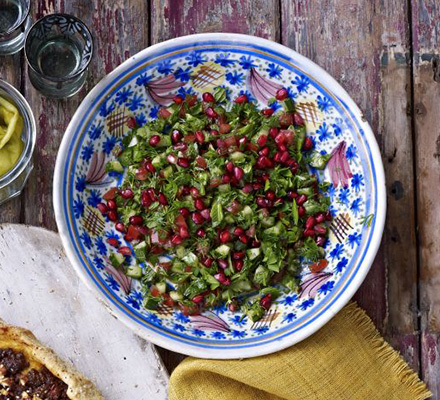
[[180, 225, 190, 239], [256, 197, 268, 208], [219, 231, 231, 243], [315, 213, 326, 224], [314, 224, 327, 235], [202, 257, 213, 267], [259, 147, 270, 157], [225, 161, 234, 173], [251, 239, 261, 248], [239, 234, 248, 244], [287, 191, 298, 200], [294, 112, 305, 126], [238, 137, 248, 147], [179, 207, 190, 218], [269, 127, 279, 138], [177, 157, 190, 168], [141, 192, 152, 207], [171, 234, 183, 245], [194, 198, 205, 210], [324, 211, 333, 221], [115, 222, 126, 233], [305, 217, 316, 229], [158, 193, 168, 205], [275, 88, 288, 101], [296, 194, 307, 206], [191, 212, 204, 225], [304, 229, 316, 237], [274, 133, 286, 147], [107, 211, 118, 222], [196, 228, 206, 238], [257, 135, 268, 147], [130, 215, 143, 226], [242, 183, 253, 194], [234, 94, 248, 103], [192, 294, 205, 303], [232, 251, 245, 260], [262, 108, 274, 116], [302, 137, 314, 151], [124, 234, 133, 242], [120, 189, 133, 199], [274, 152, 282, 163], [214, 272, 231, 285], [205, 107, 218, 118], [174, 142, 188, 151], [228, 303, 238, 312], [266, 190, 276, 201], [146, 188, 156, 201], [316, 236, 327, 247], [118, 246, 132, 255], [253, 182, 263, 191], [234, 259, 244, 271], [210, 129, 219, 136], [278, 144, 287, 152], [173, 95, 184, 104], [97, 202, 108, 214], [298, 206, 306, 217], [107, 200, 117, 210], [218, 259, 228, 269], [216, 138, 225, 148], [107, 238, 119, 247], [126, 116, 137, 129], [195, 130, 205, 144], [234, 166, 244, 180], [260, 294, 272, 310], [167, 154, 177, 164], [280, 151, 290, 164], [222, 174, 231, 184], [145, 161, 156, 173], [201, 208, 211, 220], [234, 227, 245, 236], [149, 135, 161, 146], [202, 92, 215, 102], [171, 130, 182, 143], [190, 187, 200, 198]]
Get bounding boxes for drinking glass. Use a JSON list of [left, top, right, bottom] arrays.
[[0, 0, 31, 55], [24, 14, 93, 98]]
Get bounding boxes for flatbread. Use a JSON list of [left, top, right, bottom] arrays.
[[0, 319, 104, 400]]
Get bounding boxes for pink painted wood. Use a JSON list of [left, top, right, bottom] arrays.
[[0, 1, 437, 393]]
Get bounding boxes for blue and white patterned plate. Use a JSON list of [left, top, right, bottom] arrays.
[[54, 33, 386, 358]]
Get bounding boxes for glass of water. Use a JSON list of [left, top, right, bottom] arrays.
[[0, 0, 31, 55], [24, 14, 93, 98]]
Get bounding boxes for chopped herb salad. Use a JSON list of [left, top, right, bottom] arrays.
[[100, 87, 332, 322]]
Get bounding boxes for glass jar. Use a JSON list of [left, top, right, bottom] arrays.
[[0, 79, 36, 205]]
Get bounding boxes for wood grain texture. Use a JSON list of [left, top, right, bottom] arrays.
[[412, 0, 440, 395], [0, 54, 23, 224], [22, 0, 149, 230], [281, 0, 419, 370], [0, 224, 168, 399]]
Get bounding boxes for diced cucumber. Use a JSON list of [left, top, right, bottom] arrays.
[[156, 282, 167, 294], [107, 160, 124, 173], [109, 252, 124, 268], [152, 154, 164, 168], [218, 184, 231, 193], [182, 252, 198, 265], [133, 242, 147, 262], [247, 248, 261, 260], [170, 291, 183, 301], [158, 136, 172, 147], [126, 265, 143, 279], [241, 205, 253, 216], [297, 187, 314, 197], [215, 244, 231, 258], [261, 216, 275, 227], [162, 165, 173, 179], [144, 296, 160, 310], [230, 151, 245, 162]]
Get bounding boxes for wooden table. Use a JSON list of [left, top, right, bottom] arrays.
[[1, 0, 439, 396]]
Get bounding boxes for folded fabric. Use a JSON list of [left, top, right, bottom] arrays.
[[169, 302, 431, 400]]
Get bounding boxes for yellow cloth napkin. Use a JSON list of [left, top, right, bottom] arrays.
[[169, 303, 431, 400]]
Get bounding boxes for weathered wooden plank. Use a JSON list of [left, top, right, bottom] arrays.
[[281, 0, 419, 370], [0, 55, 23, 223], [22, 0, 149, 230], [412, 0, 440, 395], [150, 0, 280, 370]]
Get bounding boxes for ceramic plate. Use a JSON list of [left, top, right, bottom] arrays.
[[54, 33, 386, 358]]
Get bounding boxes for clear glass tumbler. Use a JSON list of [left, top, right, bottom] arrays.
[[24, 14, 93, 98], [0, 0, 31, 56]]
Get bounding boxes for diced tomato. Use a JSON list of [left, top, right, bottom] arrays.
[[186, 94, 198, 107], [224, 136, 237, 148], [309, 259, 329, 273], [183, 134, 196, 143], [160, 262, 172, 272], [135, 167, 149, 180], [158, 108, 172, 119], [174, 214, 188, 229], [195, 156, 208, 169], [246, 142, 259, 152], [219, 123, 231, 134], [279, 112, 295, 128], [185, 265, 192, 272], [280, 129, 295, 145], [103, 187, 118, 201], [179, 303, 200, 316], [150, 286, 161, 297], [162, 292, 175, 307], [209, 177, 222, 188]]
